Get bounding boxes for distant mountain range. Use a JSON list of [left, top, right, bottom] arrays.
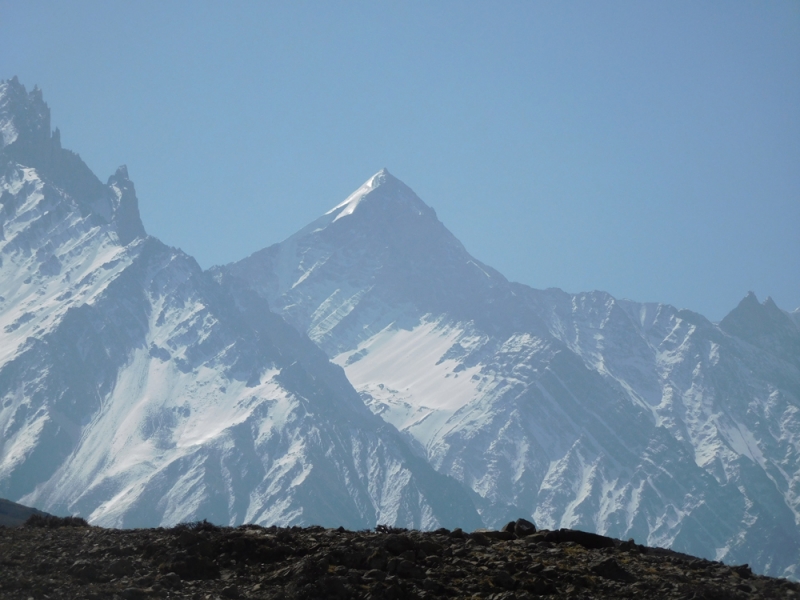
[[1, 78, 798, 579]]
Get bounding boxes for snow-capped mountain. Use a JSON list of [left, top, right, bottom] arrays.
[[226, 169, 800, 578], [0, 78, 482, 531], [2, 76, 798, 579]]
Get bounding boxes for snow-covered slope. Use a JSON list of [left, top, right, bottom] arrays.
[[227, 169, 800, 578], [0, 79, 481, 531]]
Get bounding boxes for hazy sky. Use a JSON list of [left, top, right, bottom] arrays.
[[1, 1, 798, 320]]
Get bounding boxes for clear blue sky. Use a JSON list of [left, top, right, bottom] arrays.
[[1, 1, 798, 320]]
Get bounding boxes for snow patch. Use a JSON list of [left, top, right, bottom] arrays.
[[326, 170, 388, 222]]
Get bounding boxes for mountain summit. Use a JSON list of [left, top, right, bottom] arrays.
[[0, 77, 145, 245], [0, 76, 52, 152], [226, 169, 516, 354], [323, 168, 426, 223], [720, 291, 800, 365]]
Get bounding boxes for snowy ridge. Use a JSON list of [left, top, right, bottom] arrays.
[[228, 170, 800, 578]]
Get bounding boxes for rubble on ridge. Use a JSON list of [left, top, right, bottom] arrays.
[[1, 517, 796, 599]]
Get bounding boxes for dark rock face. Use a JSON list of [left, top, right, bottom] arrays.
[[0, 522, 797, 599]]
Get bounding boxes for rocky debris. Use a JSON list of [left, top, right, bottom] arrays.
[[0, 520, 797, 599]]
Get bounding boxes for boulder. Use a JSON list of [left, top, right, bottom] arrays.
[[514, 518, 537, 537]]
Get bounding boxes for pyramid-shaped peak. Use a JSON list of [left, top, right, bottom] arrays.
[[370, 167, 396, 186], [324, 168, 431, 224]]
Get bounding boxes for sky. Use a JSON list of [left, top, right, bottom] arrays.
[[1, 1, 798, 321]]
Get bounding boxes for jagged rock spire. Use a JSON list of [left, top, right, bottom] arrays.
[[0, 78, 145, 245]]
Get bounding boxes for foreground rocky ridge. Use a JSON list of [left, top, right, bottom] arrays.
[[1, 517, 796, 600]]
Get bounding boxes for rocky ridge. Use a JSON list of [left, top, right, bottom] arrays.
[[1, 516, 797, 600]]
